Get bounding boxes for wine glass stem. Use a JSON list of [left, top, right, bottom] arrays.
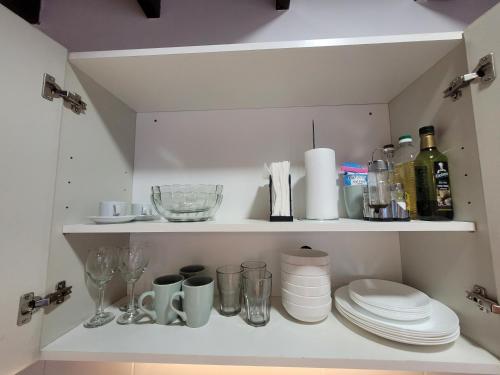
[[96, 285, 105, 316], [127, 281, 136, 312]]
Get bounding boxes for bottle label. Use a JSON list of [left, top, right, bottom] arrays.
[[434, 162, 452, 210]]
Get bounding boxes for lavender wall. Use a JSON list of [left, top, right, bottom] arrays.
[[38, 0, 498, 52]]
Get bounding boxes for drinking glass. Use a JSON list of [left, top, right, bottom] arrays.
[[216, 265, 242, 316], [241, 260, 266, 275], [117, 246, 149, 324], [84, 247, 118, 328], [240, 261, 266, 314], [242, 270, 272, 327]]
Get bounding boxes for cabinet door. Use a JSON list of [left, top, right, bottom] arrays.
[[0, 5, 67, 375], [464, 4, 500, 299]]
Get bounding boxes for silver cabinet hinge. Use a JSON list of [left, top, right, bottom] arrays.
[[42, 73, 87, 114], [443, 53, 496, 101], [466, 285, 500, 314], [17, 281, 73, 326]]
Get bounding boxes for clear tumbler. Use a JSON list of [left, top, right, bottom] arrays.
[[216, 265, 243, 316], [242, 270, 272, 327]]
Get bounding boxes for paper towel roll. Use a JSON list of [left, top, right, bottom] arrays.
[[305, 148, 339, 220]]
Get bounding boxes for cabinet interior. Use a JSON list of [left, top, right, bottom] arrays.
[[39, 35, 499, 372]]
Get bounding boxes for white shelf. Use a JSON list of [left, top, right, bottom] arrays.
[[41, 298, 500, 374], [69, 32, 462, 112], [62, 219, 475, 234]]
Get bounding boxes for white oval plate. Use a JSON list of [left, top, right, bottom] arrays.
[[134, 215, 161, 221], [88, 215, 136, 224], [350, 294, 431, 321], [335, 286, 459, 336], [349, 279, 431, 311], [336, 302, 460, 345]]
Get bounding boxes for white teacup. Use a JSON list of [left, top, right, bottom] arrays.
[[132, 203, 153, 216], [99, 201, 130, 217]]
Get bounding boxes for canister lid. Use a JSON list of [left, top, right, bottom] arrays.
[[281, 247, 329, 266], [368, 160, 388, 172]]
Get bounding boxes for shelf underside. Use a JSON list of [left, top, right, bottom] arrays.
[[62, 219, 475, 234], [69, 32, 462, 112], [41, 298, 499, 374]]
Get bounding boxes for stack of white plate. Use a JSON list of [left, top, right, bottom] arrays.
[[281, 248, 331, 323], [349, 279, 432, 321], [334, 279, 460, 345]]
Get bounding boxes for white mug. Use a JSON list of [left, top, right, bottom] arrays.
[[132, 203, 153, 216], [99, 201, 130, 217]]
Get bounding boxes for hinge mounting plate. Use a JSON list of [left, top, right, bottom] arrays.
[[443, 53, 496, 101], [42, 73, 87, 114], [466, 285, 500, 314], [17, 281, 72, 326]]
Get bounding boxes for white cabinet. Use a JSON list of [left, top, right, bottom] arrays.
[[1, 3, 500, 375]]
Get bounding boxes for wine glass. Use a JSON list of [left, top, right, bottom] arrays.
[[84, 247, 118, 328], [117, 245, 149, 324]]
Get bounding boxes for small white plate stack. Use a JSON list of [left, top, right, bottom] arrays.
[[281, 248, 331, 323], [334, 279, 460, 345]]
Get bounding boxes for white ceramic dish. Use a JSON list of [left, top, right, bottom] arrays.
[[283, 299, 332, 323], [336, 302, 460, 345], [335, 286, 459, 336], [281, 262, 330, 276], [349, 279, 431, 311], [88, 215, 136, 224], [281, 272, 331, 287], [282, 281, 331, 297], [350, 293, 431, 321], [336, 301, 455, 339], [282, 289, 331, 307], [281, 248, 329, 266], [134, 215, 161, 221]]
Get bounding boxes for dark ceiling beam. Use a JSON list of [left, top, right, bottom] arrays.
[[138, 0, 161, 18], [0, 0, 41, 24], [276, 0, 290, 10]]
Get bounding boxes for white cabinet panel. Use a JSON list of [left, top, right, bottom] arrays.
[[41, 64, 136, 346], [68, 34, 461, 112], [0, 5, 67, 375], [465, 2, 500, 305], [133, 105, 390, 220], [389, 39, 500, 357]]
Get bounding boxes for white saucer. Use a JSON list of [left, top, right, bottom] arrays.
[[88, 215, 135, 224], [134, 215, 161, 221]]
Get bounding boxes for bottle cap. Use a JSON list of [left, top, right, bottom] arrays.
[[398, 134, 413, 143], [383, 144, 395, 151], [419, 126, 435, 135]]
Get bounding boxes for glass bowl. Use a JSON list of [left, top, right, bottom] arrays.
[[151, 184, 223, 222]]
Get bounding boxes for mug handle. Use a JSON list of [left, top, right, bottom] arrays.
[[138, 291, 157, 320], [169, 291, 187, 322]]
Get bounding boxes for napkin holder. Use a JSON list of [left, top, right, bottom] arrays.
[[269, 175, 293, 222]]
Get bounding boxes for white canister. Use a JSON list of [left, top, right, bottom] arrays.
[[305, 148, 339, 220]]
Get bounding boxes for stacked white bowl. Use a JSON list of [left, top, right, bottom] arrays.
[[281, 247, 331, 323]]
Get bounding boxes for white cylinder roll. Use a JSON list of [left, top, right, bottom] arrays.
[[305, 148, 339, 220]]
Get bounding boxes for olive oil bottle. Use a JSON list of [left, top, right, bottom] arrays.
[[414, 126, 454, 220]]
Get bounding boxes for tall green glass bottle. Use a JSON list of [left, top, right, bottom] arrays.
[[414, 126, 454, 220]]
